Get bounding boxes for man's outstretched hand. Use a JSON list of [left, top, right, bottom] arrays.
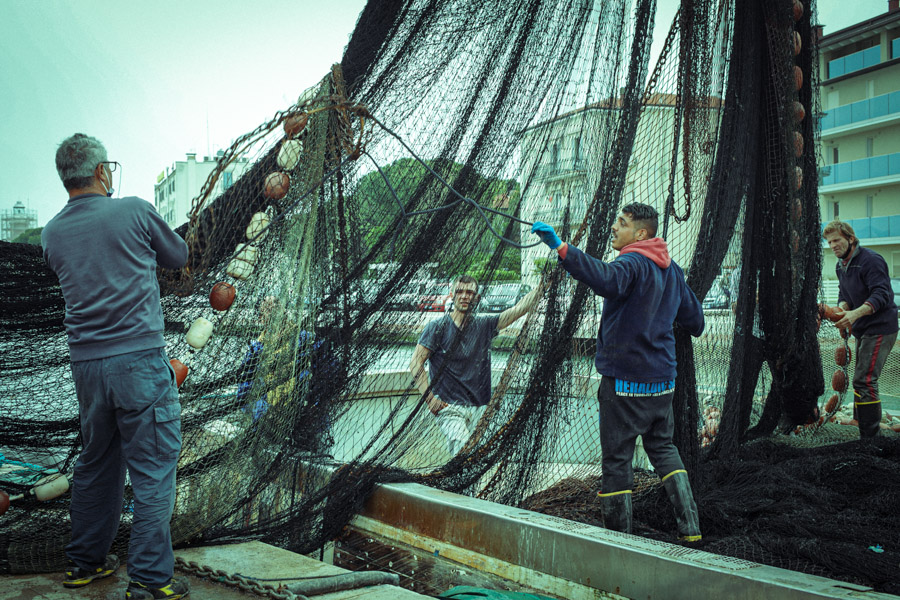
[[532, 221, 562, 250]]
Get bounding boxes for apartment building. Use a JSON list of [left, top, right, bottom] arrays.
[[818, 3, 900, 281]]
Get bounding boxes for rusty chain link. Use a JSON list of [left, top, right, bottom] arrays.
[[175, 557, 308, 600]]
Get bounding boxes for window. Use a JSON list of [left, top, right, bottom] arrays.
[[866, 137, 874, 158], [833, 201, 839, 219], [866, 80, 875, 98], [866, 195, 873, 218], [832, 147, 839, 165]]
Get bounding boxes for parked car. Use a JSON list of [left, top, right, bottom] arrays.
[[384, 281, 426, 311], [702, 285, 729, 310], [417, 282, 450, 312], [481, 282, 531, 313]]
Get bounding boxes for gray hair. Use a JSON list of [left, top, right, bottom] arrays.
[[56, 133, 107, 191]]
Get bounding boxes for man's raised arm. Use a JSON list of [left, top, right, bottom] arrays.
[[498, 286, 542, 331]]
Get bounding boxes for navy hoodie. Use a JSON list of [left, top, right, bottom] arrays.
[[836, 245, 898, 337], [559, 238, 704, 382], [42, 194, 188, 361]]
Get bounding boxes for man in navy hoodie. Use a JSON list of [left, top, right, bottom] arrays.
[[532, 203, 704, 541], [823, 220, 897, 438], [42, 134, 190, 599]]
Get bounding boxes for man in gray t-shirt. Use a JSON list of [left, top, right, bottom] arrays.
[[410, 275, 541, 455]]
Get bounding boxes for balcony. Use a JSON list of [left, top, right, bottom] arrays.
[[820, 91, 900, 135], [821, 215, 900, 246], [827, 46, 881, 79], [533, 158, 588, 181], [819, 152, 900, 192]]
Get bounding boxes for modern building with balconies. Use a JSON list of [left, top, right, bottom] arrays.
[[817, 2, 900, 280]]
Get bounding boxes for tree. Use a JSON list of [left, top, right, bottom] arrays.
[[11, 227, 42, 245], [350, 158, 522, 281]]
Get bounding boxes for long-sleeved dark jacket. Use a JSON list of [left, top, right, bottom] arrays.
[[837, 245, 898, 337], [560, 238, 704, 382]]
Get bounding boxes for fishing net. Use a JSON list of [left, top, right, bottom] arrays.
[[2, 0, 899, 594]]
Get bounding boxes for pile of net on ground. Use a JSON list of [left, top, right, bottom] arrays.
[[2, 0, 898, 594]]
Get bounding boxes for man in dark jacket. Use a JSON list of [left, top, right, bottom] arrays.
[[42, 134, 190, 599], [532, 203, 704, 541], [823, 220, 898, 438]]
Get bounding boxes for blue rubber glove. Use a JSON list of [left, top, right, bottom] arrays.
[[531, 221, 562, 250]]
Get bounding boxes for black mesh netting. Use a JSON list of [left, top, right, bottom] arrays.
[[2, 0, 899, 595]]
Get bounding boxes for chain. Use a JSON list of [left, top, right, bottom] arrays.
[[175, 557, 307, 600]]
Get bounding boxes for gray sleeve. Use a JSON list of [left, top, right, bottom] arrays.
[[481, 315, 501, 341], [417, 319, 441, 352], [144, 201, 188, 269]]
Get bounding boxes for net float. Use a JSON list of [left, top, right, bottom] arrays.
[[794, 166, 803, 190], [792, 0, 804, 22], [209, 282, 236, 312], [835, 346, 851, 366], [793, 131, 804, 157], [245, 212, 271, 241], [186, 317, 214, 350], [793, 31, 802, 55], [0, 474, 70, 516], [264, 172, 290, 200], [170, 359, 188, 387], [792, 101, 806, 123], [831, 369, 848, 393], [277, 140, 303, 171], [793, 66, 803, 91], [825, 393, 839, 413], [226, 244, 259, 281], [283, 113, 308, 138]]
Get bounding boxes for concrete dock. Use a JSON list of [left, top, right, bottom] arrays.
[[0, 541, 429, 600]]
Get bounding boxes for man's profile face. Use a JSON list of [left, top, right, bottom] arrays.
[[824, 231, 852, 259], [610, 212, 643, 251], [452, 282, 477, 312]]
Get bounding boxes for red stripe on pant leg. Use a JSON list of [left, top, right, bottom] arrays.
[[864, 335, 883, 402]]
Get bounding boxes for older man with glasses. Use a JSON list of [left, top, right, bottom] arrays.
[[41, 133, 190, 599]]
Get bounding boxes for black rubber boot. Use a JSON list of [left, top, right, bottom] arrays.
[[855, 400, 882, 438], [598, 492, 632, 534], [662, 470, 702, 542]]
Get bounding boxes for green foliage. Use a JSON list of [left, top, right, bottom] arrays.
[[11, 227, 42, 245], [351, 158, 523, 281], [532, 257, 553, 276]]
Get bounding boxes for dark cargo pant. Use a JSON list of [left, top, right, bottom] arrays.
[[599, 376, 686, 493], [853, 332, 897, 438], [66, 347, 181, 587]]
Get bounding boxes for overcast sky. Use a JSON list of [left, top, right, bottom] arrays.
[[0, 0, 887, 228]]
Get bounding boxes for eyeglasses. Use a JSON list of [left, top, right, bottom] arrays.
[[100, 161, 120, 172]]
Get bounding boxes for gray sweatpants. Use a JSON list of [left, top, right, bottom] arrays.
[[66, 347, 181, 587]]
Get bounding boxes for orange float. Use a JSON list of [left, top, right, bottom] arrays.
[[283, 113, 308, 138], [831, 369, 848, 393], [209, 282, 236, 312], [835, 346, 851, 366], [264, 172, 290, 200], [170, 359, 188, 387]]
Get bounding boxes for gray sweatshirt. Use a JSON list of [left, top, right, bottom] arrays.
[[42, 193, 188, 361]]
